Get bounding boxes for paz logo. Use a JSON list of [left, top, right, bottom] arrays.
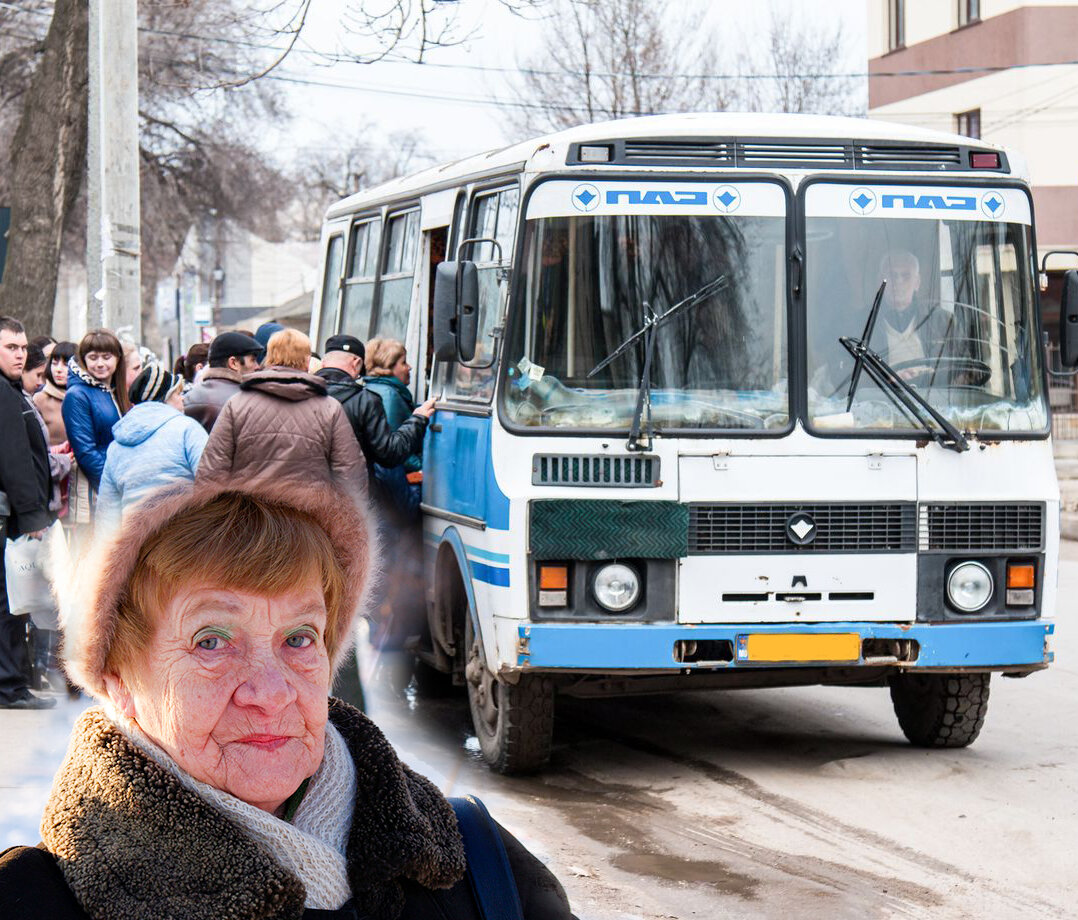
[[572, 183, 600, 213], [980, 191, 1005, 219], [849, 187, 877, 215], [786, 512, 817, 546], [713, 185, 741, 214]]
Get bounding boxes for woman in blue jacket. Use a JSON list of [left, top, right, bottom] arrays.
[[363, 338, 422, 475], [61, 330, 129, 499], [96, 365, 207, 531]]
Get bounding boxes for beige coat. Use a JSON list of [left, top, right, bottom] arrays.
[[33, 381, 67, 445], [195, 366, 367, 498]]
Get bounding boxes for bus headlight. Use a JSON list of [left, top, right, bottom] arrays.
[[593, 564, 640, 612], [947, 561, 993, 612]]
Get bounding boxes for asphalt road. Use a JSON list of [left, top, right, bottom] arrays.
[[359, 549, 1078, 920], [2, 555, 1074, 919]]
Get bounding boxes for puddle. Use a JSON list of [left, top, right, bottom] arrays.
[[611, 852, 759, 899]]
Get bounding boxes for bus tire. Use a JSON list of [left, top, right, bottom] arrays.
[[889, 672, 991, 748], [465, 616, 554, 774]]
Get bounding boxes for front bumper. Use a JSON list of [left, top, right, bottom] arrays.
[[517, 620, 1054, 671]]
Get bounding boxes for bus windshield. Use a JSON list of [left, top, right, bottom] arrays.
[[502, 198, 789, 432], [805, 185, 1048, 434]]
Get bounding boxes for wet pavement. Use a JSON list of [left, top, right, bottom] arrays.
[[3, 552, 1076, 918]]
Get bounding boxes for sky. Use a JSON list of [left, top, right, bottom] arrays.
[[260, 0, 869, 166]]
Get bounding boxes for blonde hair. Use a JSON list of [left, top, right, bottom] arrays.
[[365, 337, 406, 377], [105, 492, 347, 678], [265, 328, 311, 371]]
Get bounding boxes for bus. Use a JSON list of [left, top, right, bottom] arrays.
[[312, 112, 1063, 773]]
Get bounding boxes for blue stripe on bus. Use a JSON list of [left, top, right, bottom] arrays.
[[516, 620, 1053, 670], [464, 545, 511, 564], [470, 560, 511, 587]]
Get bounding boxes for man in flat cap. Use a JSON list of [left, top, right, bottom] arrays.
[[316, 334, 434, 498], [184, 331, 263, 432]]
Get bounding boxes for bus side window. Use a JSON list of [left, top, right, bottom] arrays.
[[437, 185, 519, 402], [373, 209, 420, 340], [340, 216, 382, 339], [315, 234, 345, 350]]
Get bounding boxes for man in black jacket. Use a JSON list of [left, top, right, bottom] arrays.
[[0, 316, 55, 709], [316, 335, 435, 496]]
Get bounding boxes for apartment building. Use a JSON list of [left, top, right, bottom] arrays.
[[866, 1, 1078, 352]]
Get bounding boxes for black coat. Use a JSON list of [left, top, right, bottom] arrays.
[[0, 373, 51, 535], [0, 700, 575, 920], [316, 368, 426, 489]]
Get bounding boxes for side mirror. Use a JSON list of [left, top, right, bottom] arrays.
[[432, 260, 479, 362], [1061, 269, 1078, 367]]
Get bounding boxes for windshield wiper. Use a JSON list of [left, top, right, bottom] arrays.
[[845, 280, 887, 411], [588, 274, 729, 451], [838, 333, 970, 453]]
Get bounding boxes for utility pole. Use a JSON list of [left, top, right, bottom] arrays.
[[86, 0, 141, 339]]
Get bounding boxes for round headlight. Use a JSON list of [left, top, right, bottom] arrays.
[[947, 561, 993, 612], [593, 563, 640, 612]]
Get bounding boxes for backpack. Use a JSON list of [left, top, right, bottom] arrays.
[[449, 796, 525, 920]]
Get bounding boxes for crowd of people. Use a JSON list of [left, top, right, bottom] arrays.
[[0, 315, 435, 710], [0, 314, 577, 918]]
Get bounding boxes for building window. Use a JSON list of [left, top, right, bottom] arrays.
[[888, 0, 905, 51], [958, 0, 980, 28], [956, 109, 981, 139]]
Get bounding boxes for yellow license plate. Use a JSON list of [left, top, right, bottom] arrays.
[[737, 633, 861, 663]]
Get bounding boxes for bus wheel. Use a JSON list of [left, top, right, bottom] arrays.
[[465, 616, 554, 774], [889, 672, 991, 748]]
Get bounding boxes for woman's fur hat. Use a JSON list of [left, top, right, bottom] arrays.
[[61, 480, 376, 699]]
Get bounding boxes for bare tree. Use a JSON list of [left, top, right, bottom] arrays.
[[506, 0, 731, 134], [290, 126, 436, 240], [0, 0, 545, 336], [0, 0, 88, 337], [738, 13, 864, 117]]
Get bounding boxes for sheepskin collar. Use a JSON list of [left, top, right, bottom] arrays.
[[41, 700, 466, 920]]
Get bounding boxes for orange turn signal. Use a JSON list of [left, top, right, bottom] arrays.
[[539, 565, 569, 591], [1007, 563, 1035, 589]]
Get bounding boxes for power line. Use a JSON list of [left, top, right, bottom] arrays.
[[3, 0, 1078, 85]]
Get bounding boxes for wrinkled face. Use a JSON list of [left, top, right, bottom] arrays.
[[125, 352, 143, 389], [85, 350, 118, 383], [22, 364, 45, 393], [105, 581, 332, 814], [50, 356, 69, 387], [0, 329, 27, 381], [391, 354, 411, 386]]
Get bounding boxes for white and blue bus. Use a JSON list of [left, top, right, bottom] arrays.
[[312, 113, 1065, 773]]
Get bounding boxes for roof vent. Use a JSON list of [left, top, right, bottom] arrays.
[[622, 140, 733, 165], [857, 144, 962, 170]]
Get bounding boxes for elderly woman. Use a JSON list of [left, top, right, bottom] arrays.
[[0, 483, 575, 919], [197, 328, 366, 497]]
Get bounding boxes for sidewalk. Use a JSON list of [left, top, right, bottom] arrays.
[[0, 694, 90, 848]]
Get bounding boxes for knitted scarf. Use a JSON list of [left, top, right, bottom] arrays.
[[118, 714, 357, 910]]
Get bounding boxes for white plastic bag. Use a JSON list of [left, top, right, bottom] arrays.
[[5, 522, 63, 622]]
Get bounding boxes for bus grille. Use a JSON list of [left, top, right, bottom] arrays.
[[532, 454, 659, 487], [918, 503, 1044, 552], [688, 503, 916, 554]]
